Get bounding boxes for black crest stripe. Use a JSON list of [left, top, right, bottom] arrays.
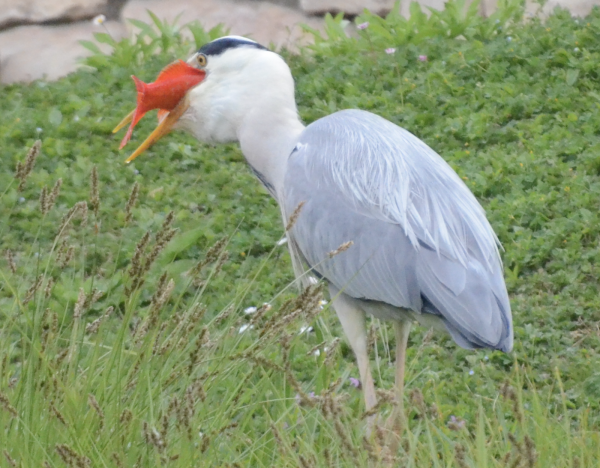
[[198, 37, 268, 57]]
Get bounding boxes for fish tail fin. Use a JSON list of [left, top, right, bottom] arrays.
[[119, 76, 148, 149]]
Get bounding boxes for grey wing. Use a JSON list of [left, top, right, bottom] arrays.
[[283, 109, 513, 352]]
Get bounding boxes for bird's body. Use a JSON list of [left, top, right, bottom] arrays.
[[285, 109, 512, 352], [116, 36, 513, 430]]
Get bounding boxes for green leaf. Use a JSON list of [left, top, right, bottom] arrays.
[[93, 32, 116, 46], [566, 69, 579, 86], [128, 18, 159, 39], [78, 40, 103, 55], [48, 108, 63, 127], [163, 227, 206, 258]]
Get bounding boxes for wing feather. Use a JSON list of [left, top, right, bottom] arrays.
[[283, 109, 512, 351]]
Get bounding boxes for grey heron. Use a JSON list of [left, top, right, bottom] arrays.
[[115, 35, 513, 430]]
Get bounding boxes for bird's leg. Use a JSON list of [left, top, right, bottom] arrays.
[[387, 320, 411, 437], [329, 287, 377, 421]]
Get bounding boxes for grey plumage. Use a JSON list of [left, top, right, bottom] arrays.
[[284, 109, 512, 352]]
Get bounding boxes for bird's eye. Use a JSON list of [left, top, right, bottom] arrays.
[[196, 54, 207, 67]]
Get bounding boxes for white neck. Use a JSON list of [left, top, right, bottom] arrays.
[[238, 102, 304, 200]]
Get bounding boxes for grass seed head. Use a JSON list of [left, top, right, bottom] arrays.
[[4, 249, 17, 274], [23, 275, 43, 306], [327, 240, 354, 258], [212, 250, 229, 277], [410, 388, 426, 415], [88, 394, 104, 428], [3, 451, 17, 467], [55, 201, 88, 239], [125, 181, 139, 223], [270, 423, 285, 453], [50, 402, 68, 426], [454, 444, 468, 468], [324, 338, 340, 366], [16, 140, 41, 191], [120, 409, 132, 426], [286, 201, 305, 231], [126, 230, 151, 295], [85, 306, 113, 335], [48, 178, 62, 212], [111, 453, 124, 468], [299, 455, 316, 468], [523, 435, 537, 468], [44, 277, 54, 299], [0, 393, 17, 417], [191, 237, 227, 276], [39, 185, 48, 214], [73, 288, 86, 319]]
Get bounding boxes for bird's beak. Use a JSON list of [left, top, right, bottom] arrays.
[[113, 59, 206, 163], [122, 96, 190, 163]]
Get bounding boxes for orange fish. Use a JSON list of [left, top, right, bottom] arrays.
[[116, 59, 206, 149]]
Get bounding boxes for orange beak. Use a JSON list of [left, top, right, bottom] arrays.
[[114, 59, 206, 163]]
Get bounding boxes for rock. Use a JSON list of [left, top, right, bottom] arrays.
[[122, 0, 324, 50], [481, 0, 600, 18], [0, 20, 127, 83], [299, 0, 395, 16], [0, 0, 125, 30], [0, 0, 324, 84], [398, 0, 446, 17], [2, 0, 600, 85]]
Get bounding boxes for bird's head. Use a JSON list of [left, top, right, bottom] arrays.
[[115, 36, 297, 163]]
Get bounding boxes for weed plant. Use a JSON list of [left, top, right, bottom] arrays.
[[1, 1, 600, 465]]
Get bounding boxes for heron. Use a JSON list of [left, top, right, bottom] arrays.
[[114, 36, 513, 431]]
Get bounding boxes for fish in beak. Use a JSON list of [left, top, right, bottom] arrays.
[[114, 59, 206, 163]]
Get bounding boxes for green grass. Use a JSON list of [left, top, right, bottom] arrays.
[[1, 1, 600, 465]]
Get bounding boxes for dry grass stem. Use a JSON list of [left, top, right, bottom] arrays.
[[524, 435, 537, 468], [215, 304, 235, 326], [306, 340, 327, 356], [48, 178, 63, 211], [39, 185, 48, 214], [187, 328, 208, 375], [299, 455, 316, 468], [55, 443, 91, 467], [0, 393, 17, 417], [50, 402, 68, 426], [4, 249, 17, 274], [120, 409, 132, 427], [126, 231, 151, 295], [44, 278, 55, 299], [212, 250, 229, 277], [409, 388, 426, 415], [55, 201, 88, 239], [73, 288, 86, 319], [143, 212, 176, 272], [249, 302, 272, 326], [327, 241, 354, 258], [501, 381, 524, 424], [125, 181, 139, 223], [90, 166, 100, 217], [38, 176, 61, 216], [88, 394, 104, 428], [454, 444, 468, 468], [285, 201, 305, 231], [15, 140, 41, 191], [23, 275, 43, 306], [190, 237, 227, 276], [324, 338, 340, 366], [111, 453, 124, 468], [270, 423, 286, 455], [3, 451, 17, 467]]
